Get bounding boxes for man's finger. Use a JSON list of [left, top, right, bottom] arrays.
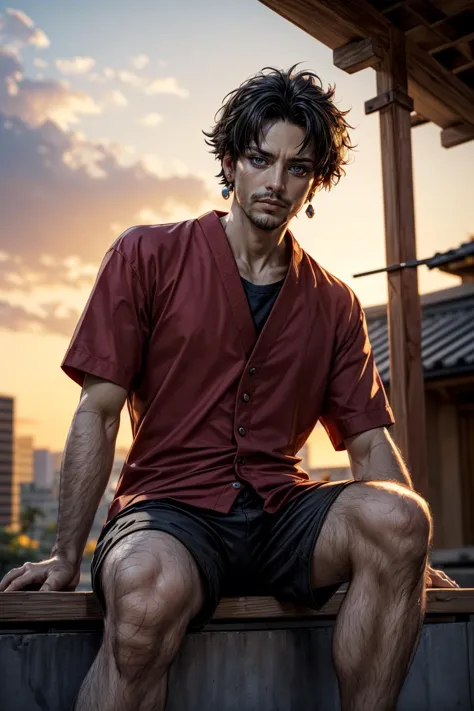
[[0, 567, 24, 592], [3, 572, 37, 592], [40, 574, 65, 592]]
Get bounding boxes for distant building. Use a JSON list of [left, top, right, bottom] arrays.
[[14, 436, 34, 486], [89, 489, 114, 540], [0, 396, 17, 529], [20, 484, 58, 537], [33, 449, 54, 490], [51, 450, 63, 496], [51, 451, 63, 473], [77, 487, 115, 591]]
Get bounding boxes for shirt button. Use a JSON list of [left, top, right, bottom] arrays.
[[238, 426, 246, 436], [242, 393, 250, 402], [232, 481, 241, 489], [249, 367, 256, 376], [236, 456, 246, 465]]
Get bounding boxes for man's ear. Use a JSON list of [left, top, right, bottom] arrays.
[[222, 153, 235, 183]]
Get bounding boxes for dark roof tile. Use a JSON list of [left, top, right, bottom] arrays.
[[366, 287, 474, 382]]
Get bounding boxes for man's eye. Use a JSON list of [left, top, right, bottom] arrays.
[[250, 156, 266, 166], [291, 165, 308, 176]]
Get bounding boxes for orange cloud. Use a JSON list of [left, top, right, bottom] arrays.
[[116, 70, 189, 98], [0, 8, 49, 48], [0, 300, 80, 337], [0, 36, 209, 335], [0, 113, 210, 336], [0, 253, 97, 293], [0, 48, 101, 128], [139, 112, 163, 127], [103, 89, 128, 107], [55, 57, 96, 76], [0, 113, 210, 259], [131, 54, 149, 70]]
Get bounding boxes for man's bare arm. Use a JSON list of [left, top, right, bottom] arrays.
[[0, 373, 127, 592], [344, 426, 413, 489], [51, 373, 128, 565], [345, 426, 458, 588]]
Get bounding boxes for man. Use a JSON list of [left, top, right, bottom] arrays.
[[0, 66, 457, 711]]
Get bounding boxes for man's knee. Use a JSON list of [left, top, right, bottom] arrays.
[[351, 482, 432, 564], [101, 532, 204, 679]]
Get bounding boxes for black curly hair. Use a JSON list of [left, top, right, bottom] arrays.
[[203, 64, 354, 196]]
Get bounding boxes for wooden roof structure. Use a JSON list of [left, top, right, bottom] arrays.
[[260, 0, 474, 147], [365, 284, 474, 381], [436, 237, 474, 279], [259, 0, 474, 497]]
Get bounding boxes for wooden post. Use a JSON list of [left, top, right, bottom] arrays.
[[374, 27, 429, 497]]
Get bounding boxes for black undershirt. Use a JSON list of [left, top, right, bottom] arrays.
[[241, 277, 285, 336]]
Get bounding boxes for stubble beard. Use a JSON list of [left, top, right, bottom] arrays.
[[245, 205, 288, 232]]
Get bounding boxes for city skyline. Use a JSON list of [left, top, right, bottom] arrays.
[[0, 1, 472, 469], [0, 392, 133, 530]]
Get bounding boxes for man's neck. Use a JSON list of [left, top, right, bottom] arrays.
[[219, 203, 290, 284]]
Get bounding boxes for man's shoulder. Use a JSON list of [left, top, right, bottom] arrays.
[[303, 251, 360, 311], [110, 217, 197, 258]]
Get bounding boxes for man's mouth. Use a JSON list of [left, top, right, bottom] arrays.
[[258, 198, 286, 208]]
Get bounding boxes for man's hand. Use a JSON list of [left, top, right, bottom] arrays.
[[0, 555, 81, 592], [425, 565, 459, 589]]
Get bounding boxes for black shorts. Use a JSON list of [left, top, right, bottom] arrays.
[[91, 480, 353, 631]]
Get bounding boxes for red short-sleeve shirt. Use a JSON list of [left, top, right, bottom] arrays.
[[61, 211, 394, 522]]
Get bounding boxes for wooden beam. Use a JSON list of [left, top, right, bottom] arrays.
[[376, 27, 429, 498], [258, 0, 474, 128], [258, 0, 388, 53], [441, 121, 474, 147], [407, 34, 474, 125], [453, 60, 474, 75], [425, 373, 474, 391], [365, 88, 414, 114], [433, 52, 474, 74], [434, 0, 473, 14], [333, 37, 384, 74], [437, 403, 464, 546], [379, 2, 405, 14], [2, 589, 474, 622], [428, 29, 474, 55], [407, 38, 474, 126], [411, 111, 430, 126], [403, 1, 446, 28]]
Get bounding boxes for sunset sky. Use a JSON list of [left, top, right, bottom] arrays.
[[0, 1, 473, 468]]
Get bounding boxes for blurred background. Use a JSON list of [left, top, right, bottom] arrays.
[[0, 0, 473, 588]]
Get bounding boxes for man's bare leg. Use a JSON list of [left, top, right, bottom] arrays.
[[74, 530, 206, 711], [311, 481, 431, 711]]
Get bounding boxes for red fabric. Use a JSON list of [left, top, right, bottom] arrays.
[[61, 210, 394, 522]]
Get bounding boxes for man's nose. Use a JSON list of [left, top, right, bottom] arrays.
[[265, 164, 285, 194]]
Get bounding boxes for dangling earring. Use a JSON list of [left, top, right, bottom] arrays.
[[222, 183, 233, 200], [305, 201, 315, 218]]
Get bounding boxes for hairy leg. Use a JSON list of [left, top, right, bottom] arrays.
[[311, 481, 431, 711], [74, 530, 206, 711]]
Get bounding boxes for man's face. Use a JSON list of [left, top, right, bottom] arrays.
[[224, 121, 316, 231]]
